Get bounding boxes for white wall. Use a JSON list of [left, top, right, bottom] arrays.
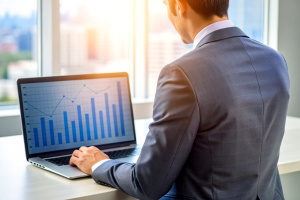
[[0, 114, 22, 137], [278, 0, 300, 117], [281, 171, 300, 200], [277, 0, 300, 196]]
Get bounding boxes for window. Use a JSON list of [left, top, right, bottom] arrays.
[[59, 0, 133, 75], [146, 0, 265, 98], [0, 0, 266, 105], [228, 0, 265, 43], [0, 0, 38, 104], [148, 1, 192, 98]]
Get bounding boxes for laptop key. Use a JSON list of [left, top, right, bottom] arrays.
[[46, 156, 72, 166]]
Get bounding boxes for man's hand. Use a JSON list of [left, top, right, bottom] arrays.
[[69, 146, 109, 175]]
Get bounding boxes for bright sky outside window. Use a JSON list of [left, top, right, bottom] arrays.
[[148, 0, 192, 98], [59, 0, 133, 76], [146, 0, 265, 98], [0, 0, 265, 104], [228, 0, 264, 43]]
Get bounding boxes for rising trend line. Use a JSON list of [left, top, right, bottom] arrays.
[[26, 85, 110, 117]]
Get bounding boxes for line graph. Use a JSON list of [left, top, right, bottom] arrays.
[[27, 85, 110, 117]]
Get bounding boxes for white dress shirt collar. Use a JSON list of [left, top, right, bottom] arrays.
[[193, 20, 234, 49]]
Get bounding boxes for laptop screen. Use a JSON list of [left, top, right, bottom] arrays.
[[18, 74, 135, 155]]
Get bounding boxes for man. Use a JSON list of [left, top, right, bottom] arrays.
[[70, 0, 290, 199]]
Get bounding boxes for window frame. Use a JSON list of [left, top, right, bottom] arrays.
[[38, 0, 61, 77], [264, 0, 279, 50]]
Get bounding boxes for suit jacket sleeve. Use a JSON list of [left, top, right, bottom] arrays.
[[92, 64, 200, 200]]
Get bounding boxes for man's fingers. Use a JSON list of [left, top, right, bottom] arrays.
[[69, 155, 79, 166], [87, 146, 98, 153], [69, 146, 107, 175], [79, 146, 88, 152], [72, 150, 82, 158], [70, 149, 83, 166]]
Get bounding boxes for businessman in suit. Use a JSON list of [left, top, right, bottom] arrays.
[[70, 0, 290, 199]]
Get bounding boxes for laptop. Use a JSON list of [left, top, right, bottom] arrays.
[[17, 72, 140, 179]]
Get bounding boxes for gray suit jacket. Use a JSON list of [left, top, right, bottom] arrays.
[[92, 27, 290, 200]]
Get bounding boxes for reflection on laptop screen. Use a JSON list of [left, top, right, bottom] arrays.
[[20, 77, 135, 155]]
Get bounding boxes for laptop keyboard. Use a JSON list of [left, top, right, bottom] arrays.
[[45, 148, 140, 166], [46, 156, 72, 166]]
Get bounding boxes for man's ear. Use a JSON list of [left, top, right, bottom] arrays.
[[176, 0, 187, 17]]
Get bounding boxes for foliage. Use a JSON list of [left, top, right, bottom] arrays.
[[0, 92, 17, 103], [0, 51, 32, 79]]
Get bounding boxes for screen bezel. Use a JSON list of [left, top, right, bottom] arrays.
[[17, 72, 136, 160]]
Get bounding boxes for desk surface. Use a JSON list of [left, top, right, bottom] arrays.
[[1, 117, 300, 200], [278, 116, 300, 174], [0, 119, 151, 200]]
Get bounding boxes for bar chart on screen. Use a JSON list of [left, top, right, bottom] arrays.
[[20, 77, 135, 154]]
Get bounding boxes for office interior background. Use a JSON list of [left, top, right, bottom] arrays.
[[0, 0, 299, 199]]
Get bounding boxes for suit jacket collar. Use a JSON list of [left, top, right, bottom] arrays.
[[196, 27, 249, 49]]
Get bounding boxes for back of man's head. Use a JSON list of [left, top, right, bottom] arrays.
[[170, 0, 229, 18]]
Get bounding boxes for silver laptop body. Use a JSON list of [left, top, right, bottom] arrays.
[[18, 72, 139, 179]]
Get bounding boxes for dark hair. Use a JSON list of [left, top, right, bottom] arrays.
[[169, 0, 229, 18]]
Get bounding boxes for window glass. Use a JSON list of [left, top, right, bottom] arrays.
[[0, 0, 37, 104], [228, 0, 265, 42], [147, 0, 265, 98], [60, 0, 133, 75], [148, 1, 192, 98]]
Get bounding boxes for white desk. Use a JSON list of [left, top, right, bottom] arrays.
[[0, 119, 151, 200], [278, 116, 300, 174], [0, 117, 299, 199]]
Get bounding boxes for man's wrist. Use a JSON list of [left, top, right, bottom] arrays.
[[92, 159, 111, 172]]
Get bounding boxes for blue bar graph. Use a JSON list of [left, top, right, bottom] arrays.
[[105, 93, 112, 137], [72, 121, 77, 142], [85, 114, 91, 140], [91, 98, 98, 139], [99, 111, 105, 139], [58, 133, 62, 144], [77, 105, 84, 141], [33, 128, 39, 147], [31, 82, 129, 149], [117, 82, 125, 136], [49, 120, 55, 145], [41, 117, 47, 146], [63, 111, 70, 143], [112, 104, 119, 137]]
